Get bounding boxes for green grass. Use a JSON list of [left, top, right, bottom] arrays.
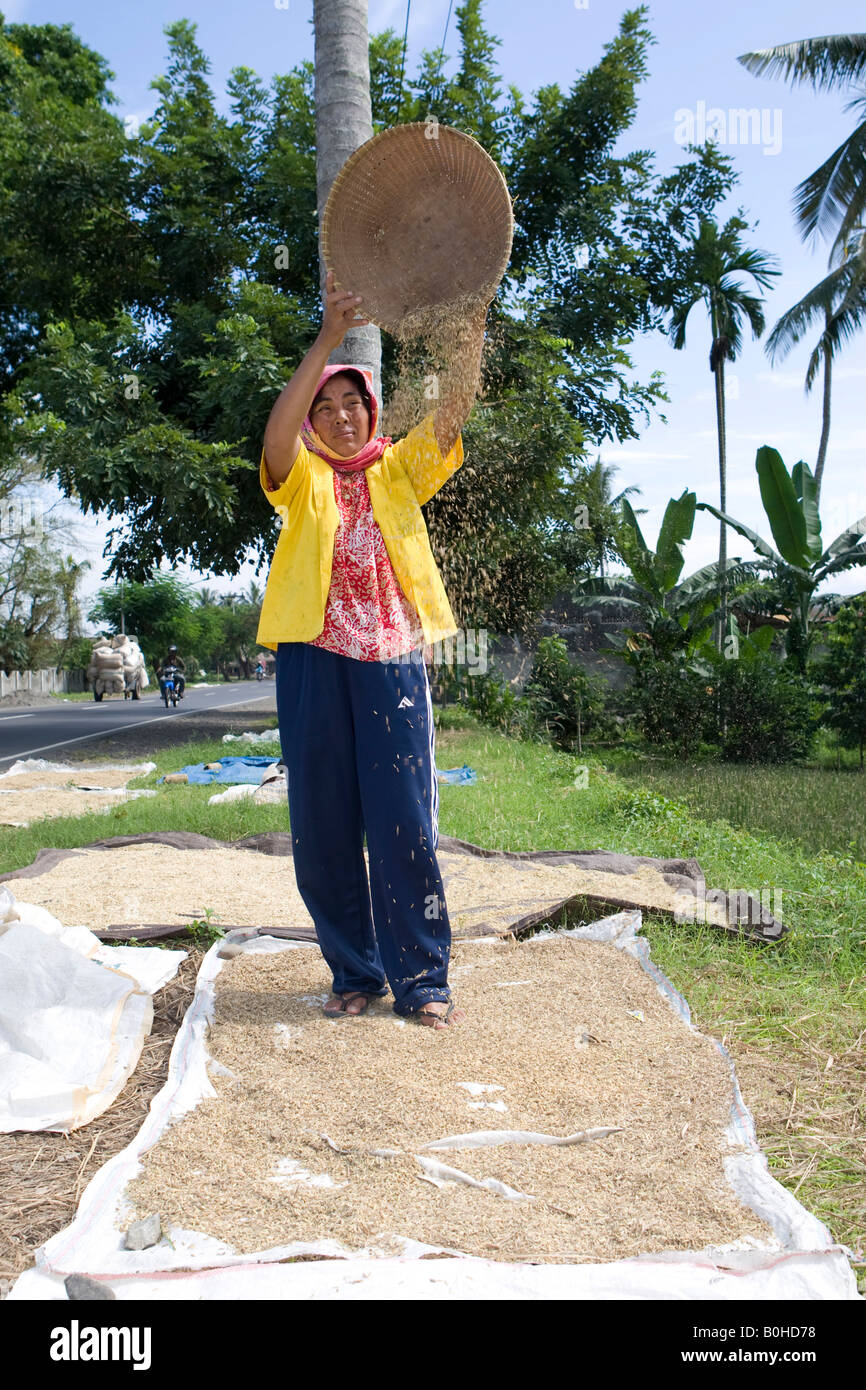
[[1, 707, 863, 1281], [0, 732, 285, 877], [601, 743, 866, 862]]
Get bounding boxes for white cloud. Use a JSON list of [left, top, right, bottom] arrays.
[[598, 449, 689, 464], [754, 370, 810, 391], [824, 430, 866, 453], [752, 365, 866, 393]]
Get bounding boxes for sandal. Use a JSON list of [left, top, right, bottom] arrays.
[[411, 1001, 457, 1028], [323, 991, 373, 1021]]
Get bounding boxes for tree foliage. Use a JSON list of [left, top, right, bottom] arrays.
[[813, 598, 866, 768], [3, 4, 741, 635], [87, 572, 265, 676]]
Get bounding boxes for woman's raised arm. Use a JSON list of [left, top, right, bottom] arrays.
[[263, 270, 371, 486]]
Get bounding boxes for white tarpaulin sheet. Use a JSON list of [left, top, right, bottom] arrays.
[[7, 913, 860, 1300], [0, 884, 185, 1133]]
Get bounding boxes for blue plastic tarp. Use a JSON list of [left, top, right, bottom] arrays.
[[158, 757, 476, 787], [436, 764, 477, 784], [158, 756, 280, 786]]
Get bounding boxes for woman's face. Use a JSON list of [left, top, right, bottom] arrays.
[[310, 374, 372, 457]]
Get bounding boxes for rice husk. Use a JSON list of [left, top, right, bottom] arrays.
[[0, 788, 148, 827], [382, 290, 493, 439], [0, 764, 153, 790], [128, 936, 772, 1262], [8, 842, 732, 932]]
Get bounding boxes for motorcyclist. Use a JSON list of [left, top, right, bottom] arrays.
[[157, 645, 186, 699]]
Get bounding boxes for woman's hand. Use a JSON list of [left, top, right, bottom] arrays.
[[263, 269, 370, 485], [318, 269, 371, 350]]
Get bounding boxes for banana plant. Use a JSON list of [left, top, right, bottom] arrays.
[[689, 611, 777, 677], [572, 489, 766, 660], [696, 446, 866, 669]]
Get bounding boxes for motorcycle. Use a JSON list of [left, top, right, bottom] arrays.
[[160, 665, 182, 709], [255, 663, 265, 682]]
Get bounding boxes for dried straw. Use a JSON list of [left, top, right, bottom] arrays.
[[0, 952, 201, 1293]]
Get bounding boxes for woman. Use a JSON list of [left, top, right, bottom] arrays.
[[256, 270, 487, 1029]]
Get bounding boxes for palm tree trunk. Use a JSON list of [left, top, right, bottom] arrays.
[[815, 331, 832, 503], [713, 355, 728, 654], [313, 0, 382, 400]]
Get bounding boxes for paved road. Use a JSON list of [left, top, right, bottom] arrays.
[[0, 682, 278, 769]]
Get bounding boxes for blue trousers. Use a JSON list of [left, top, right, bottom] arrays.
[[275, 642, 452, 1015]]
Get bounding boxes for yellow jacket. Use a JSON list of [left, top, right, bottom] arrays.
[[255, 412, 463, 652]]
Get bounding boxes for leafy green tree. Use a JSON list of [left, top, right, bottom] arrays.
[[575, 455, 644, 578], [0, 432, 91, 670], [764, 228, 866, 501], [813, 597, 866, 769], [87, 573, 200, 667], [522, 635, 608, 752], [713, 654, 822, 764], [738, 34, 866, 502], [0, 541, 90, 670], [0, 19, 140, 385]]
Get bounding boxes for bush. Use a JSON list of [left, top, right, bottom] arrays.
[[522, 637, 610, 750], [625, 653, 715, 753], [56, 636, 95, 671], [812, 601, 866, 769], [441, 664, 536, 740], [715, 654, 822, 763], [609, 786, 694, 834]]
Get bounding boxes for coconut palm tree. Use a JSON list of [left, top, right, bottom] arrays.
[[581, 456, 643, 578], [56, 555, 91, 660], [764, 227, 866, 501], [738, 34, 866, 257], [313, 0, 382, 398], [666, 217, 780, 649], [739, 33, 866, 501]]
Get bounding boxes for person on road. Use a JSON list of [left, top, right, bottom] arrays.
[[156, 646, 186, 700], [256, 270, 488, 1029]]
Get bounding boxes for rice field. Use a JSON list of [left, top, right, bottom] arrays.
[[603, 743, 866, 863]]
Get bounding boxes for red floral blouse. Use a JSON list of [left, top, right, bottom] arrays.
[[308, 470, 426, 663]]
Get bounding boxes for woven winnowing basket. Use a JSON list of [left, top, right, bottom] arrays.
[[321, 122, 513, 336]]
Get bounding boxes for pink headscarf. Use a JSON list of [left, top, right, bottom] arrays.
[[301, 364, 392, 473]]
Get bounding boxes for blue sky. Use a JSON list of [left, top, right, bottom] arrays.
[[10, 0, 866, 618]]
